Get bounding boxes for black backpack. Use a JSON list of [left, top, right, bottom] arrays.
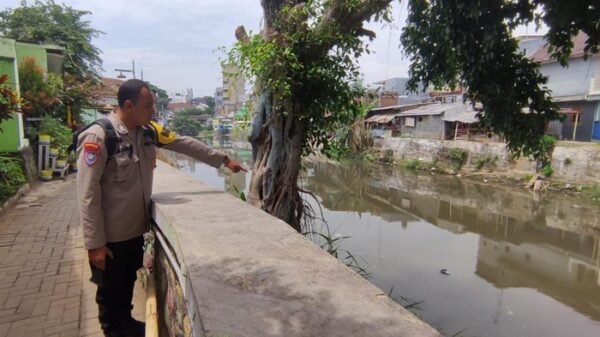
[[69, 118, 157, 162]]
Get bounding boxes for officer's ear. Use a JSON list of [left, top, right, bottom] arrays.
[[123, 99, 135, 111]]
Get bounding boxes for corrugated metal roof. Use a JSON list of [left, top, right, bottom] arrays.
[[370, 102, 432, 112], [443, 111, 479, 124], [365, 113, 397, 123], [398, 102, 467, 117]]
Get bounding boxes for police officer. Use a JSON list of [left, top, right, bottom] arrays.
[[76, 79, 245, 337]]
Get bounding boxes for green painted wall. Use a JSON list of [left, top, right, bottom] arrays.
[[0, 38, 17, 59], [0, 38, 19, 91], [80, 108, 101, 125], [0, 58, 18, 90], [15, 42, 48, 72], [0, 38, 21, 152], [0, 113, 24, 152]]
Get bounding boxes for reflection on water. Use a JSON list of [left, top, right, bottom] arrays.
[[177, 145, 600, 337]]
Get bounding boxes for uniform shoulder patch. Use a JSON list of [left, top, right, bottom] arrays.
[[83, 142, 101, 166]]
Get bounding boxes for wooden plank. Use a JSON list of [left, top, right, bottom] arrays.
[[145, 275, 159, 337]]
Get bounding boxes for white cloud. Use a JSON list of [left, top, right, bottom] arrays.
[[3, 0, 410, 95]]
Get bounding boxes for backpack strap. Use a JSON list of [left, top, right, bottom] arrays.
[[94, 118, 119, 158], [71, 118, 122, 162], [142, 124, 158, 146]]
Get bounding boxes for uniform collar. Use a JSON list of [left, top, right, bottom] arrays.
[[109, 112, 131, 135]]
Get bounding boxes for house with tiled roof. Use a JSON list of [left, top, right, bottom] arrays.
[[524, 33, 600, 142], [79, 77, 125, 124]]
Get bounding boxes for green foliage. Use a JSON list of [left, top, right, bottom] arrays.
[[0, 0, 103, 77], [473, 155, 497, 170], [400, 159, 437, 171], [541, 163, 554, 177], [177, 107, 211, 116], [581, 185, 600, 201], [439, 147, 468, 170], [0, 156, 27, 203], [38, 115, 71, 157], [542, 134, 557, 149], [170, 113, 203, 137], [441, 148, 468, 163], [144, 82, 170, 114], [0, 74, 22, 126], [401, 1, 600, 161], [381, 149, 395, 164], [200, 96, 215, 111], [231, 124, 250, 140], [231, 185, 247, 202], [229, 2, 388, 157], [18, 57, 62, 118], [323, 103, 374, 160]]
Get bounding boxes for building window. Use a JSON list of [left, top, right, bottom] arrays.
[[570, 113, 582, 126], [405, 117, 416, 127]]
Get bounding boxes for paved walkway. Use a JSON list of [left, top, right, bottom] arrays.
[[0, 176, 144, 337]]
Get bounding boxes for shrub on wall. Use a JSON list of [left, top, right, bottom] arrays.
[[0, 156, 27, 203]]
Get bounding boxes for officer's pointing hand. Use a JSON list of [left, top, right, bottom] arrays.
[[224, 158, 247, 173], [88, 246, 114, 271]]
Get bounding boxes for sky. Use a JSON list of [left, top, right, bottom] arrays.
[[3, 0, 545, 98]]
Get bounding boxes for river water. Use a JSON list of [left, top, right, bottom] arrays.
[[174, 145, 600, 337]]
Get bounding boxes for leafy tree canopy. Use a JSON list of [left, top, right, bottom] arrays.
[[170, 113, 203, 137], [401, 0, 600, 160], [0, 0, 103, 77]]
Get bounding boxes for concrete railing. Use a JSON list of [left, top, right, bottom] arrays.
[[150, 161, 440, 337]]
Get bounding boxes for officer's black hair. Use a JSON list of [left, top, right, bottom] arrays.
[[117, 79, 150, 108]]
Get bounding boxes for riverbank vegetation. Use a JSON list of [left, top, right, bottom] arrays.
[[0, 156, 27, 204]]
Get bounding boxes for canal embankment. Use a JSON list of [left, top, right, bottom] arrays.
[[373, 137, 600, 199], [150, 160, 441, 337]]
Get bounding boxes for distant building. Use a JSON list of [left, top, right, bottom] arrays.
[[215, 87, 224, 115], [185, 88, 193, 104], [0, 37, 64, 152], [167, 102, 193, 112], [369, 78, 429, 107], [517, 35, 546, 57], [526, 33, 600, 142], [366, 100, 479, 140], [79, 77, 124, 124], [221, 64, 246, 116]]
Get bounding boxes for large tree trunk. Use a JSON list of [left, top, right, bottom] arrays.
[[242, 0, 391, 232], [247, 91, 305, 232]]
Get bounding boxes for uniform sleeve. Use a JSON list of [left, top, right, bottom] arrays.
[[76, 126, 108, 250], [161, 134, 228, 168]]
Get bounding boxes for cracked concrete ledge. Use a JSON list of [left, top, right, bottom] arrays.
[[151, 161, 441, 337]]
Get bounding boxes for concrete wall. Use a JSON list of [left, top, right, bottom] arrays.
[[150, 161, 440, 337], [380, 137, 600, 182], [399, 115, 445, 139], [540, 56, 599, 98], [15, 42, 48, 72], [556, 101, 598, 142]]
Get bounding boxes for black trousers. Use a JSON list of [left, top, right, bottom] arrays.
[[89, 235, 144, 333]]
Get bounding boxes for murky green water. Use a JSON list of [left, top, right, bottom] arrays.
[[175, 144, 600, 337]]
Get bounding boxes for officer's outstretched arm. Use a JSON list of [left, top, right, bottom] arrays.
[[76, 128, 108, 250], [150, 121, 227, 168]]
